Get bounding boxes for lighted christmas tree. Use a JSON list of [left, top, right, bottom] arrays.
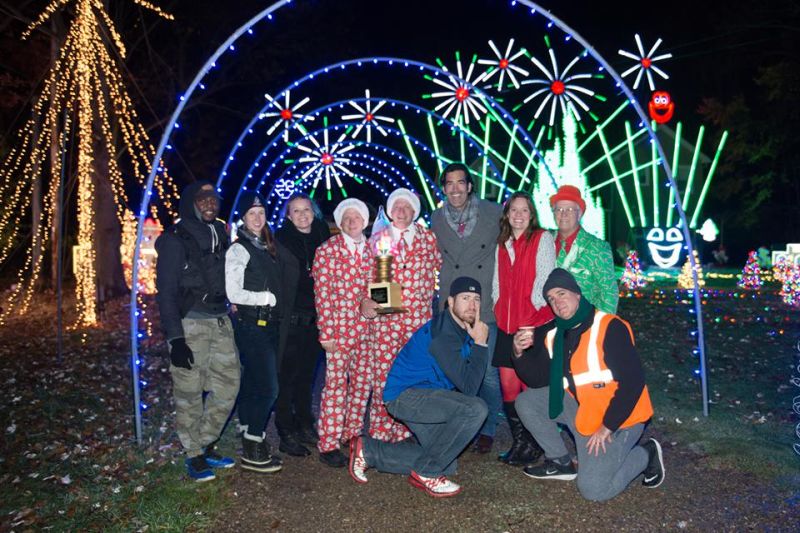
[[0, 0, 176, 326], [779, 264, 800, 307], [620, 250, 647, 289], [773, 256, 791, 283], [678, 250, 705, 289], [737, 250, 763, 290]]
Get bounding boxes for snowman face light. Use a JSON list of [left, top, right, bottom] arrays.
[[647, 227, 684, 267]]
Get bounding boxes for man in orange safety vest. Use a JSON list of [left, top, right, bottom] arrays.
[[512, 268, 665, 501]]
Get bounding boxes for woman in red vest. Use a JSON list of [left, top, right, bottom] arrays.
[[491, 192, 555, 466]]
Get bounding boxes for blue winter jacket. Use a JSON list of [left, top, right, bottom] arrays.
[[383, 310, 488, 402]]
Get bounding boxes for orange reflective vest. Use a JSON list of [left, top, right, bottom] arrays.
[[545, 311, 653, 436]]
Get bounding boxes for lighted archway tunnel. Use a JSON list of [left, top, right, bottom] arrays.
[[129, 0, 713, 444]]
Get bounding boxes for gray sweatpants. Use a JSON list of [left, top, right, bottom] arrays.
[[170, 316, 240, 457], [515, 386, 648, 501]]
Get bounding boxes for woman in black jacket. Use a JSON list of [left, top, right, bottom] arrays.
[[273, 193, 331, 456], [226, 192, 298, 473]]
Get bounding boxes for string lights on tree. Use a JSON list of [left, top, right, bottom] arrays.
[[779, 264, 800, 308], [678, 250, 705, 289], [620, 250, 647, 289], [0, 0, 176, 326], [738, 250, 764, 290]]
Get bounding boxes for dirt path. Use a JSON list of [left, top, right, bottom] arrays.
[[213, 429, 800, 532]]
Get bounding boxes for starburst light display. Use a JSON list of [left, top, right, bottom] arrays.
[[294, 129, 356, 191], [341, 89, 395, 143], [0, 0, 176, 326], [618, 34, 672, 91], [423, 52, 489, 125], [477, 39, 530, 90], [261, 91, 314, 142], [518, 36, 604, 127]]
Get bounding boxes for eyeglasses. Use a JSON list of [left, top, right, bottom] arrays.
[[552, 207, 580, 215]]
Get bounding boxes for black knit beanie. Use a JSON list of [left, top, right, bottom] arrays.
[[236, 192, 266, 220], [542, 268, 582, 300]]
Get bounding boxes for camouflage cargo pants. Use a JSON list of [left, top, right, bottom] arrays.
[[170, 316, 240, 457]]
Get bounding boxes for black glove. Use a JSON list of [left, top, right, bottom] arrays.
[[169, 338, 194, 369]]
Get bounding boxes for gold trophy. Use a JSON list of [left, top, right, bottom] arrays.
[[369, 234, 407, 314]]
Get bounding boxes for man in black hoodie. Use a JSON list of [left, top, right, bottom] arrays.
[[156, 182, 240, 482]]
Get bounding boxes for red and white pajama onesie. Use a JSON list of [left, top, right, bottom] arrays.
[[312, 233, 374, 453], [367, 223, 442, 441]]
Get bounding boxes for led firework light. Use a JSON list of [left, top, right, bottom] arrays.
[[478, 38, 530, 90], [618, 34, 672, 91], [341, 89, 395, 143], [517, 35, 605, 127]]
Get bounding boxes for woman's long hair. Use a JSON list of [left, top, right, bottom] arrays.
[[497, 192, 539, 244], [259, 223, 277, 257]]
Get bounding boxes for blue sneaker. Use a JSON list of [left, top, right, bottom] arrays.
[[185, 456, 216, 482], [204, 447, 235, 469]]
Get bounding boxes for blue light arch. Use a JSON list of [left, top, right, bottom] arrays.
[[130, 0, 709, 445]]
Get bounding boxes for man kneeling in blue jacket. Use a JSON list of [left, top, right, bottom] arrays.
[[348, 277, 489, 498]]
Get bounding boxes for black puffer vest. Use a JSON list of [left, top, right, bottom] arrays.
[[235, 230, 283, 322]]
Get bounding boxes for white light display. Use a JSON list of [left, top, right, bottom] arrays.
[[532, 114, 605, 238], [646, 226, 684, 268]]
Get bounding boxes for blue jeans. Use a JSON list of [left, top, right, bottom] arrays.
[[363, 388, 488, 477], [234, 320, 280, 436], [515, 387, 648, 501], [477, 322, 501, 437]]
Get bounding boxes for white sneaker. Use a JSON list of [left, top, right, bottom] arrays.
[[349, 437, 369, 484], [408, 470, 462, 498]]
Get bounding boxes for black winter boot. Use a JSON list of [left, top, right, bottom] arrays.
[[241, 433, 282, 473], [511, 430, 545, 466], [279, 431, 311, 457], [499, 402, 526, 465]]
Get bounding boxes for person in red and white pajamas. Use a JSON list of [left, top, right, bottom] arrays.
[[312, 199, 374, 468], [361, 188, 442, 442]]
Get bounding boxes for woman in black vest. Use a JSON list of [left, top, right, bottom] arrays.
[[273, 193, 330, 456], [226, 192, 298, 473]]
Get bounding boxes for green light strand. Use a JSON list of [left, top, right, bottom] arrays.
[[597, 127, 635, 227], [682, 125, 705, 220], [625, 121, 647, 226], [457, 119, 466, 163], [501, 123, 517, 190], [582, 125, 648, 175], [588, 159, 659, 192], [666, 121, 682, 228], [426, 114, 443, 176], [397, 118, 436, 209], [577, 101, 629, 153], [690, 130, 728, 228], [651, 121, 659, 227], [481, 114, 491, 199]]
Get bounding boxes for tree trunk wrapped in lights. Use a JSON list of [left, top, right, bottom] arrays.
[[0, 0, 176, 326]]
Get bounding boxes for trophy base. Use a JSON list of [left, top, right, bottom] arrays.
[[375, 306, 408, 315]]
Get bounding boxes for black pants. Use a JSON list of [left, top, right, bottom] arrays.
[[234, 319, 280, 437], [274, 322, 322, 433]]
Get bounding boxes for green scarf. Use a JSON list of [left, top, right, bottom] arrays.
[[549, 297, 594, 419]]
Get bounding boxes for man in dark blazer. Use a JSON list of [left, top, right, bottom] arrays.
[[431, 163, 503, 453]]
